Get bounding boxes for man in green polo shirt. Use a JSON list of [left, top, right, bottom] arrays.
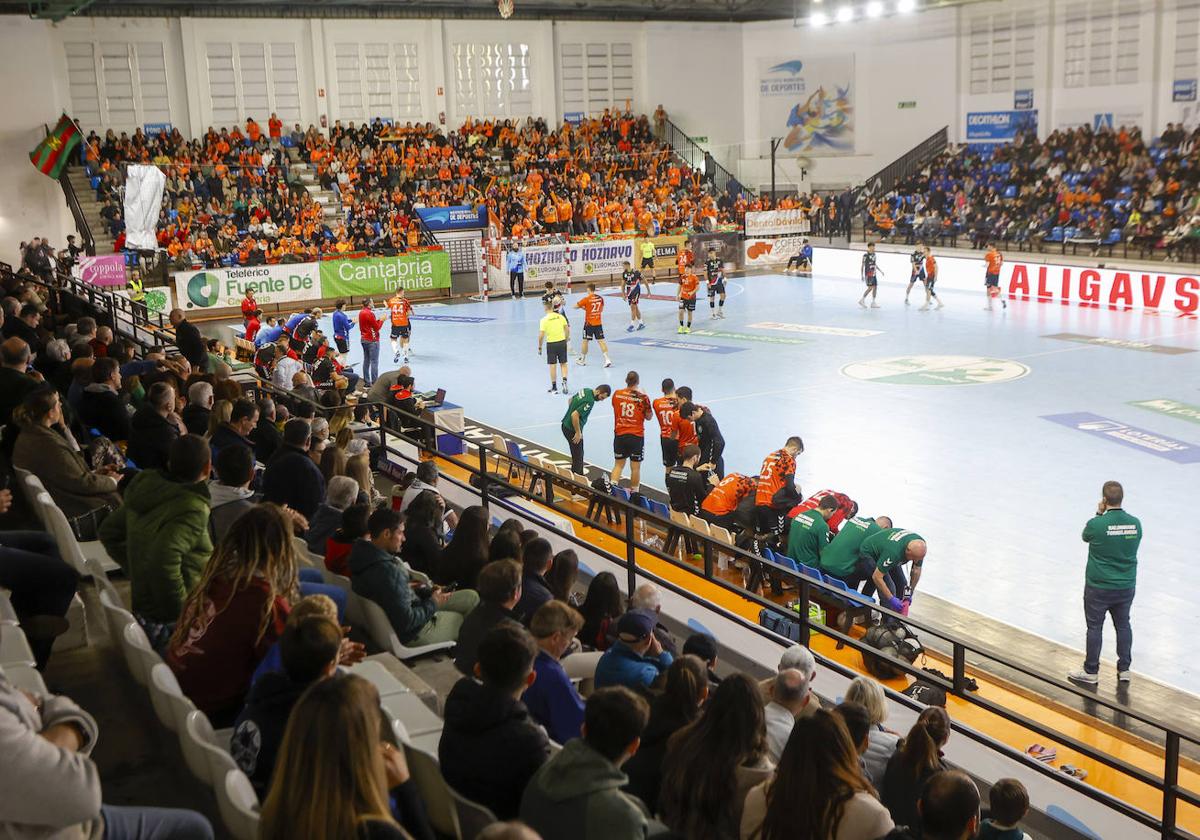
[[561, 384, 611, 476], [1069, 480, 1141, 686], [818, 514, 892, 581], [859, 528, 927, 613], [785, 496, 839, 569]]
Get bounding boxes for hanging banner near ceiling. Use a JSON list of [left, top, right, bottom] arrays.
[[757, 55, 856, 154]]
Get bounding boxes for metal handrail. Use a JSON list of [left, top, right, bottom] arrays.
[[342, 398, 1199, 840], [87, 301, 1199, 839], [662, 118, 746, 196], [47, 125, 96, 258], [853, 125, 949, 213]]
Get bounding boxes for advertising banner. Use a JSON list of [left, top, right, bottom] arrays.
[[809, 246, 1200, 315], [77, 254, 126, 287], [414, 205, 487, 232], [634, 234, 688, 271], [744, 208, 811, 237], [743, 236, 809, 266], [1014, 89, 1034, 110], [523, 239, 637, 282], [758, 55, 855, 154], [965, 110, 1038, 141], [689, 231, 743, 269], [1175, 79, 1198, 102], [319, 252, 452, 297], [173, 263, 321, 312]]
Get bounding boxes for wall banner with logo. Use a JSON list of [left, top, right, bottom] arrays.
[[173, 263, 321, 312], [743, 236, 809, 266], [414, 205, 487, 232], [689, 231, 743, 269], [965, 110, 1039, 141], [757, 55, 855, 154], [744, 208, 812, 237], [523, 239, 637, 282], [634, 234, 688, 271], [319, 252, 452, 297], [77, 254, 126, 287]]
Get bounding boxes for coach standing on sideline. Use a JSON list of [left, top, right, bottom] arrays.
[[358, 298, 383, 386], [1069, 481, 1141, 686]]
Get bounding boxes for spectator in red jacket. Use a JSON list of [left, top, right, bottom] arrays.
[[240, 289, 257, 326], [358, 298, 384, 386]]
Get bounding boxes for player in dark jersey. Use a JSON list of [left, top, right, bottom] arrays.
[[858, 242, 882, 308], [904, 245, 926, 305], [541, 281, 565, 314], [704, 248, 726, 319], [621, 261, 648, 332]]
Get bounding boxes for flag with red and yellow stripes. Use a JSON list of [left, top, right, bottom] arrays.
[[29, 114, 81, 179]]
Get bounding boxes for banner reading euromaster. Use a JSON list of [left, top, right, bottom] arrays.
[[319, 252, 451, 297], [173, 263, 321, 312]]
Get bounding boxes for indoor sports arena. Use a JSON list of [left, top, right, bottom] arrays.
[[1, 0, 1198, 838]]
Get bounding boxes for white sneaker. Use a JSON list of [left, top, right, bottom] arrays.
[[576, 358, 587, 366], [918, 305, 929, 311], [858, 300, 867, 308], [603, 358, 612, 368], [1117, 670, 1132, 682], [905, 298, 910, 305], [936, 301, 944, 309], [1067, 670, 1099, 685], [870, 303, 880, 308]]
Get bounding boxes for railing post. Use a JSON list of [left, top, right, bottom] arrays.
[[477, 443, 491, 514], [953, 643, 967, 694], [1162, 732, 1180, 839], [797, 577, 811, 646], [702, 539, 713, 579], [625, 508, 637, 596]]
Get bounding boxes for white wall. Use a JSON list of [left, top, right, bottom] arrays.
[[0, 17, 74, 263]]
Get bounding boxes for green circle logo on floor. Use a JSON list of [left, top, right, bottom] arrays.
[[184, 271, 220, 308], [842, 355, 1030, 386]]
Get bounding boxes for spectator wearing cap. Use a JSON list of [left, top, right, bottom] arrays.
[[594, 610, 673, 692], [628, 583, 678, 658], [682, 632, 722, 687]]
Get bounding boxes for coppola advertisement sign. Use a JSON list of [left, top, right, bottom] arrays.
[[76, 254, 126, 287]]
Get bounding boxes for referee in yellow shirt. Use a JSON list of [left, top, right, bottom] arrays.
[[538, 300, 571, 394]]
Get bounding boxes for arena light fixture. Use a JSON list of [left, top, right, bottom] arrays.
[[810, 10, 829, 25], [896, 0, 918, 12], [836, 5, 854, 22], [866, 1, 884, 17]]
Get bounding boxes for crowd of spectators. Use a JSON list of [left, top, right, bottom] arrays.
[[865, 123, 1200, 257], [82, 108, 748, 270]]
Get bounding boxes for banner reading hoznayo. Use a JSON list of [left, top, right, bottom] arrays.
[[319, 252, 451, 297], [634, 234, 688, 270], [173, 263, 321, 312]]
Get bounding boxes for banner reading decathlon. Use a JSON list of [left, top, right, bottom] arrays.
[[758, 55, 855, 154], [319, 252, 451, 297], [744, 209, 811, 237], [173, 263, 321, 312]]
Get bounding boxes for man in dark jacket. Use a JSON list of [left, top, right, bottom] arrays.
[[231, 614, 340, 796], [680, 401, 725, 480], [454, 560, 523, 675], [125, 381, 182, 470], [0, 338, 41, 429], [514, 538, 554, 624], [209, 398, 258, 462], [181, 381, 213, 436], [7, 304, 44, 357], [169, 308, 207, 371], [440, 624, 550, 820], [78, 357, 130, 441], [261, 419, 325, 520], [250, 398, 282, 463], [349, 506, 479, 646]]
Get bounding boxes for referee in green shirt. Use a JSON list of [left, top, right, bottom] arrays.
[[561, 384, 611, 476], [1069, 480, 1141, 686]]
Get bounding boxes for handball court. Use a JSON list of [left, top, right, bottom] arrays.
[[319, 269, 1200, 697]]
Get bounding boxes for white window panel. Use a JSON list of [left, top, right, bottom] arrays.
[[454, 41, 533, 119], [64, 42, 102, 128], [558, 40, 635, 117], [1176, 2, 1200, 77], [393, 43, 422, 119], [270, 43, 301, 122]]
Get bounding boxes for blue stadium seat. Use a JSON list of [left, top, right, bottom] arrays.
[[1003, 185, 1017, 198], [686, 618, 715, 638], [280, 136, 294, 148], [1103, 229, 1122, 245], [647, 499, 671, 519], [822, 573, 869, 605], [611, 486, 631, 503], [1045, 806, 1101, 840], [1045, 227, 1064, 243]]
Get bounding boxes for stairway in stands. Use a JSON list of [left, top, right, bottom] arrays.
[[284, 145, 345, 225], [65, 166, 115, 254]]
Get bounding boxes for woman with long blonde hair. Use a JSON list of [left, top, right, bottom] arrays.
[[166, 503, 299, 724], [260, 673, 430, 840], [320, 424, 354, 482], [346, 438, 381, 503], [205, 398, 232, 439]]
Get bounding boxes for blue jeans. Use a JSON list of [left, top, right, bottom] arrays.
[[1083, 585, 1134, 674], [361, 340, 380, 385], [100, 804, 213, 840]]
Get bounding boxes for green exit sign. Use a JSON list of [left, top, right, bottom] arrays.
[[692, 136, 709, 143], [897, 101, 917, 109]]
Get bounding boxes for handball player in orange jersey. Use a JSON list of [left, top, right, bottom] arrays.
[[574, 282, 612, 368]]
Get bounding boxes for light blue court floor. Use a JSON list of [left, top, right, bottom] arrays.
[[319, 272, 1200, 694]]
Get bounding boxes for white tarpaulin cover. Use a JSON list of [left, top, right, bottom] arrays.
[[123, 164, 165, 251]]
